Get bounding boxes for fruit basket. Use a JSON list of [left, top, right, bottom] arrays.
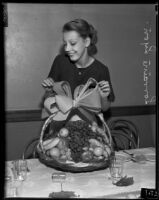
[[37, 78, 114, 172], [37, 112, 113, 172]]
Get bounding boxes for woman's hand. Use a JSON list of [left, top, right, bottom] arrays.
[[42, 77, 54, 91], [98, 80, 111, 98], [98, 80, 111, 111]]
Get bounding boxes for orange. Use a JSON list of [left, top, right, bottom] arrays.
[[50, 147, 60, 158], [59, 128, 69, 137], [93, 147, 103, 156]]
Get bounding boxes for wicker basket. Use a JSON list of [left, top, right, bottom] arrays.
[[37, 112, 114, 173]]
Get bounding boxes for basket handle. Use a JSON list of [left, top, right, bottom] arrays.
[[39, 112, 58, 153], [98, 113, 112, 148], [39, 112, 112, 153]]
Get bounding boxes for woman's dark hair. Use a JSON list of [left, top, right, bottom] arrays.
[[62, 18, 98, 55]]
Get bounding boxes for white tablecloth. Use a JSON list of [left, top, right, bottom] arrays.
[[5, 147, 156, 198]]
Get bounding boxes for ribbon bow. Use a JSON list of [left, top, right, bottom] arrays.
[[41, 78, 102, 122]]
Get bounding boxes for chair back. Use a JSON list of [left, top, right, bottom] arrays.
[[22, 137, 39, 159], [108, 119, 140, 150]]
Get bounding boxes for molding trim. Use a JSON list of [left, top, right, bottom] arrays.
[[6, 105, 156, 123]]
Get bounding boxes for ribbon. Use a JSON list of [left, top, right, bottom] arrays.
[[41, 78, 102, 121]]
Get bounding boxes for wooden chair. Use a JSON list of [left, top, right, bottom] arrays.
[[107, 119, 140, 151], [22, 122, 52, 159], [22, 137, 39, 159]]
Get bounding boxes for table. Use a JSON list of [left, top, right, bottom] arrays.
[[5, 147, 156, 198]]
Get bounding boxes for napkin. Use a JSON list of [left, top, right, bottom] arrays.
[[48, 191, 79, 198], [132, 154, 147, 163], [115, 175, 134, 186]]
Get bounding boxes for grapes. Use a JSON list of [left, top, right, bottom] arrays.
[[47, 120, 107, 163], [64, 120, 104, 163]]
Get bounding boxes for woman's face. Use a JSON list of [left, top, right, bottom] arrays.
[[63, 31, 89, 62]]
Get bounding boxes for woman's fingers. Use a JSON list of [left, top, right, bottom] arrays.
[[101, 87, 110, 92], [98, 81, 110, 90], [98, 81, 111, 96], [98, 80, 109, 86], [42, 78, 54, 88]]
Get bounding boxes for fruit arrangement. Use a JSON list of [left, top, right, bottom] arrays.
[[41, 120, 111, 164]]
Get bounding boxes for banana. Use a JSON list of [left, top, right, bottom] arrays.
[[43, 137, 60, 151], [43, 138, 53, 146]]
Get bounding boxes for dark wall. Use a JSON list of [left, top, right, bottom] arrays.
[[6, 121, 43, 160]]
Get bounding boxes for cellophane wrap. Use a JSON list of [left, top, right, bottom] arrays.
[[37, 78, 113, 172]]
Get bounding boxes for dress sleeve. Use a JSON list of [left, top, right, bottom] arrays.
[[47, 55, 61, 81], [101, 66, 115, 102]]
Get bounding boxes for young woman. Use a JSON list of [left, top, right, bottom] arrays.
[[42, 18, 115, 115]]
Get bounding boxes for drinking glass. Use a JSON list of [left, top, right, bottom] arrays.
[[5, 177, 23, 197], [52, 172, 66, 191], [109, 157, 124, 185], [13, 159, 28, 181]]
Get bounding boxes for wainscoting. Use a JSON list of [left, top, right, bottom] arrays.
[[5, 105, 156, 160], [6, 105, 156, 122]]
